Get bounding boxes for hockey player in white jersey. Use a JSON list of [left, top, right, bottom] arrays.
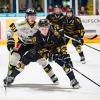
[[4, 8, 58, 86]]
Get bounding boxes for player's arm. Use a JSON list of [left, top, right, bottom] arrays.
[[75, 17, 85, 38], [28, 31, 42, 54], [46, 14, 52, 23], [7, 23, 17, 51], [74, 17, 85, 45]]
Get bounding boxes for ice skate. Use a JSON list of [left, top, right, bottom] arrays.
[[3, 76, 15, 86], [80, 56, 86, 64], [70, 79, 80, 89], [51, 75, 59, 85]]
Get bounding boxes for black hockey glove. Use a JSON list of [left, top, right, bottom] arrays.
[[7, 38, 15, 51], [73, 35, 84, 45], [79, 38, 84, 45], [38, 48, 51, 59]]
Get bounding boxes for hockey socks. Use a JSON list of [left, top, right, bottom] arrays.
[[44, 64, 59, 84]]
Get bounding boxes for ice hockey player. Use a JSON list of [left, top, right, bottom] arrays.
[[5, 19, 80, 89], [63, 8, 86, 64], [46, 5, 64, 35], [4, 9, 58, 86]]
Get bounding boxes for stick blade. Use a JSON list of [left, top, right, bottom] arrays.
[[88, 34, 98, 40]]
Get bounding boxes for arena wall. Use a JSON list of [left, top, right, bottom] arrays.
[[0, 16, 100, 45]]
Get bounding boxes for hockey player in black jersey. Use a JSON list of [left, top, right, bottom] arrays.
[[4, 19, 80, 88], [46, 5, 64, 35], [63, 8, 86, 64]]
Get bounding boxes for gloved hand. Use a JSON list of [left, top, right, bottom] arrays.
[[79, 38, 84, 45], [73, 35, 84, 45], [54, 30, 60, 37], [7, 38, 15, 51], [38, 48, 50, 59]]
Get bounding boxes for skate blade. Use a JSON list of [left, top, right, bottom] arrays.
[[53, 81, 59, 85], [3, 83, 11, 87], [73, 84, 81, 89], [81, 61, 86, 64], [3, 84, 7, 87]]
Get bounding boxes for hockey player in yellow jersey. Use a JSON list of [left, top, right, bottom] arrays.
[[46, 5, 64, 36], [63, 8, 86, 64]]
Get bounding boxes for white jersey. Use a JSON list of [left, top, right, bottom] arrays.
[[7, 19, 38, 44]]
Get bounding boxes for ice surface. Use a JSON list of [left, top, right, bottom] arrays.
[[0, 44, 100, 100]]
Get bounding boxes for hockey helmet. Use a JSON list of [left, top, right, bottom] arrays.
[[38, 19, 49, 27], [67, 8, 73, 13], [26, 8, 36, 15]]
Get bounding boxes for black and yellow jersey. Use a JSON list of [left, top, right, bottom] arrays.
[[63, 16, 85, 38], [46, 13, 64, 30]]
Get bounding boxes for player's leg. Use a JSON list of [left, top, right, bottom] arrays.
[[37, 58, 59, 84], [62, 54, 80, 88], [3, 51, 21, 86], [54, 53, 80, 88], [72, 35, 86, 64], [3, 49, 32, 86], [3, 44, 35, 85], [53, 44, 80, 88]]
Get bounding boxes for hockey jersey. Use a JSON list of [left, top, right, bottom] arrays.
[[63, 16, 85, 38], [7, 19, 38, 44], [46, 13, 64, 30]]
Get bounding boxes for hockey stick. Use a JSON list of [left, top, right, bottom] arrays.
[[64, 34, 100, 52], [71, 67, 100, 87], [86, 34, 98, 40], [83, 44, 100, 52]]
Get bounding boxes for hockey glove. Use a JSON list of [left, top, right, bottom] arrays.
[[38, 48, 50, 59], [73, 35, 84, 45], [7, 38, 15, 51], [79, 38, 84, 45]]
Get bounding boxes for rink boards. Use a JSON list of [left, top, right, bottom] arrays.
[[0, 16, 100, 45], [0, 36, 100, 45]]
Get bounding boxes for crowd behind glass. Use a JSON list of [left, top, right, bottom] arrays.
[[0, 0, 99, 15]]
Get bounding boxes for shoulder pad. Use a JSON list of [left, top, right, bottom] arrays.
[[46, 14, 52, 18], [17, 20, 26, 26], [76, 17, 81, 23], [60, 15, 64, 19]]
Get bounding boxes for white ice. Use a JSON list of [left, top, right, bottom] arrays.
[[0, 44, 100, 100]]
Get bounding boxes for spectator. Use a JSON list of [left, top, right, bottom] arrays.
[[36, 4, 43, 12], [62, 6, 67, 12], [48, 4, 54, 12], [19, 0, 26, 13], [2, 4, 9, 13], [79, 6, 88, 15], [96, 8, 99, 15], [0, 0, 9, 13], [61, 4, 67, 12]]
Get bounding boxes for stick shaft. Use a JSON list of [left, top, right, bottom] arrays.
[[72, 67, 100, 87]]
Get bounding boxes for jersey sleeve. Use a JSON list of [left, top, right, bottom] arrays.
[[75, 17, 85, 38], [46, 14, 53, 24], [7, 22, 17, 39]]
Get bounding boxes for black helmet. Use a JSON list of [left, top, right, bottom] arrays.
[[38, 19, 49, 27], [67, 8, 73, 13], [26, 8, 36, 15]]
